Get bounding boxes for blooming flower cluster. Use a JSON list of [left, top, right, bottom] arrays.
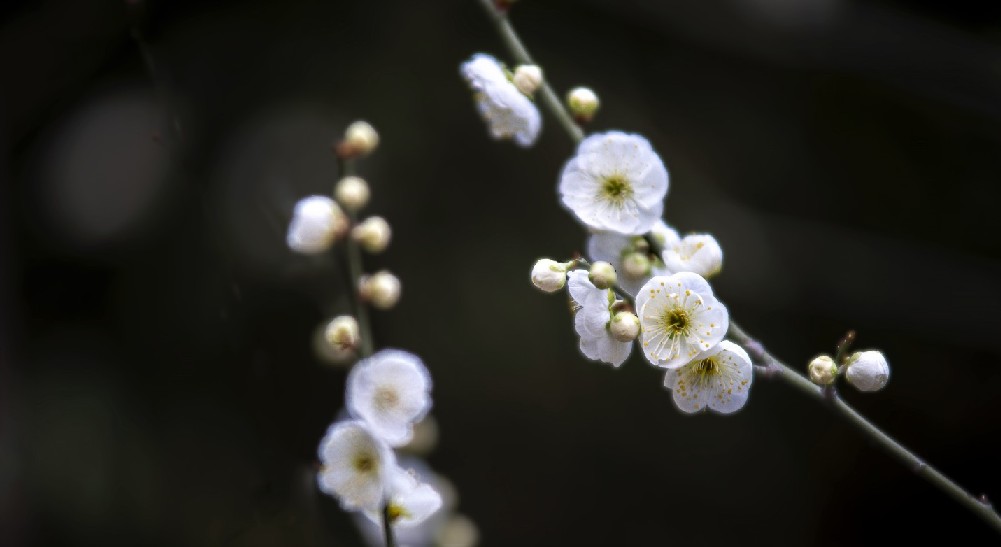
[[524, 130, 750, 415], [284, 122, 473, 541]]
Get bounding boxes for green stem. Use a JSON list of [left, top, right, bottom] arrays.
[[481, 0, 1001, 534], [337, 158, 374, 358], [475, 0, 584, 144], [382, 504, 397, 547], [727, 321, 1001, 534]]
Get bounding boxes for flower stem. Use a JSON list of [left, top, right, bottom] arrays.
[[727, 321, 1001, 534], [382, 504, 397, 547], [337, 157, 375, 358], [475, 0, 584, 145], [479, 0, 1001, 534]]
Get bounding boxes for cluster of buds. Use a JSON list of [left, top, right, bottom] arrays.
[[807, 335, 890, 393]]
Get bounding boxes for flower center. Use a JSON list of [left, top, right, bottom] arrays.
[[386, 502, 411, 523], [353, 453, 376, 473], [373, 387, 400, 411], [661, 308, 691, 338], [600, 174, 633, 203]]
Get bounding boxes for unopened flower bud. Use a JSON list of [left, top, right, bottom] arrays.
[[588, 261, 617, 289], [531, 259, 569, 293], [621, 252, 651, 278], [845, 350, 889, 392], [313, 324, 355, 365], [352, 216, 392, 253], [324, 315, 359, 352], [609, 311, 640, 342], [334, 175, 370, 211], [359, 270, 401, 309], [808, 354, 838, 386], [512, 64, 543, 96], [286, 195, 348, 254], [344, 120, 379, 156], [567, 86, 599, 122]]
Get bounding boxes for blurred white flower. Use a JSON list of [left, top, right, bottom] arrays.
[[662, 233, 723, 279], [559, 131, 668, 235], [317, 420, 395, 511], [587, 220, 678, 295], [531, 258, 569, 293], [461, 53, 541, 147], [635, 272, 728, 369], [568, 270, 631, 367], [664, 341, 752, 414], [364, 465, 443, 529], [286, 195, 347, 254], [348, 349, 433, 446], [845, 350, 889, 392]]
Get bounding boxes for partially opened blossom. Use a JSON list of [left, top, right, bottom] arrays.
[[635, 272, 728, 369], [348, 349, 433, 446], [558, 131, 668, 235], [317, 420, 395, 511], [845, 350, 890, 392], [364, 465, 443, 528], [460, 53, 541, 147], [662, 233, 723, 279], [286, 195, 347, 254], [664, 341, 753, 414], [587, 220, 678, 295], [568, 270, 631, 367]]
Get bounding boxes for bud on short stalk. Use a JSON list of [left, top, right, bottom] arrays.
[[335, 175, 370, 211], [531, 259, 570, 293], [588, 261, 617, 290], [360, 270, 401, 309]]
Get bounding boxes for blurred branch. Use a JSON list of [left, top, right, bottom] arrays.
[[477, 0, 1001, 535]]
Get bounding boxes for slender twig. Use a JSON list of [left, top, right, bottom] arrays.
[[475, 0, 583, 144], [382, 504, 397, 547], [337, 157, 375, 359], [477, 0, 1001, 534]]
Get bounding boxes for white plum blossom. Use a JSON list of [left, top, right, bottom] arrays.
[[348, 349, 433, 446], [461, 53, 541, 147], [286, 195, 347, 254], [568, 270, 631, 367], [845, 350, 890, 392], [663, 341, 753, 414], [635, 272, 729, 369], [662, 233, 723, 279], [364, 465, 443, 529], [587, 220, 678, 295], [317, 420, 395, 511], [558, 131, 669, 235]]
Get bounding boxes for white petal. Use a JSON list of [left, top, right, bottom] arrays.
[[347, 350, 433, 446]]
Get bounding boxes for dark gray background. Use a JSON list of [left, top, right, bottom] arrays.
[[2, 0, 1001, 545]]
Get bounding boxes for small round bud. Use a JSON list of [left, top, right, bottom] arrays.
[[359, 270, 401, 309], [531, 259, 569, 293], [807, 354, 838, 386], [588, 261, 617, 290], [352, 216, 392, 253], [286, 195, 348, 254], [567, 86, 599, 122], [845, 350, 890, 392], [621, 252, 651, 278], [334, 175, 370, 211], [512, 64, 543, 96], [609, 311, 641, 342], [324, 315, 360, 352], [312, 324, 354, 365], [343, 120, 379, 156]]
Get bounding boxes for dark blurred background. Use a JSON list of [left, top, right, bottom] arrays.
[[3, 0, 1001, 545]]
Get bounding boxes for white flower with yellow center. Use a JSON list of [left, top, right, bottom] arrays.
[[347, 349, 432, 447], [662, 233, 723, 279], [567, 270, 632, 367], [559, 131, 669, 235], [364, 465, 443, 529], [316, 420, 395, 511], [460, 53, 541, 147], [587, 220, 679, 295], [663, 341, 753, 414], [635, 272, 728, 369]]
